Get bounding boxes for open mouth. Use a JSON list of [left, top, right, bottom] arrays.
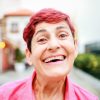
[[43, 55, 66, 63]]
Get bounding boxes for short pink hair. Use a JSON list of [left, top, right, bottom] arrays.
[[23, 8, 75, 52]]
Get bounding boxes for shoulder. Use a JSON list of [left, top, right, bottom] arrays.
[[0, 78, 28, 99], [72, 83, 98, 100]]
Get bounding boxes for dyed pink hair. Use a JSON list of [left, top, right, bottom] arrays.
[[23, 8, 75, 52]]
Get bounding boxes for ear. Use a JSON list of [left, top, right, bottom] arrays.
[[74, 40, 78, 58], [25, 48, 32, 65]]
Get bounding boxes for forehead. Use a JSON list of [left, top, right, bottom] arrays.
[[35, 21, 71, 33]]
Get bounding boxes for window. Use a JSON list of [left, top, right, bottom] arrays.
[[10, 22, 19, 33]]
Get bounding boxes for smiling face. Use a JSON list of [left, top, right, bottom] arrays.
[[26, 21, 78, 80]]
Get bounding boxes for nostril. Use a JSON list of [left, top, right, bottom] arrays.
[[47, 44, 60, 51], [48, 46, 60, 52]]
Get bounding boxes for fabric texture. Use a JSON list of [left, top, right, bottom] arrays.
[[0, 71, 98, 100]]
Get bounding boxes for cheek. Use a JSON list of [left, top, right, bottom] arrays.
[[62, 40, 75, 53], [31, 44, 46, 62], [31, 46, 40, 64], [68, 47, 77, 66], [61, 41, 76, 64]]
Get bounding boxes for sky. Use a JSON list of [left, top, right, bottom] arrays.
[[0, 0, 100, 52]]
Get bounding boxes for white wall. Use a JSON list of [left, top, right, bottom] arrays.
[[76, 0, 100, 52], [6, 16, 30, 51], [0, 0, 20, 18]]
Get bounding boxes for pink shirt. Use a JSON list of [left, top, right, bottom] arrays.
[[0, 71, 98, 100]]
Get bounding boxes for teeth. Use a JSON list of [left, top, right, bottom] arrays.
[[44, 56, 64, 63]]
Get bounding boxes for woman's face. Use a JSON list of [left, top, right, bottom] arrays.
[[26, 21, 78, 79]]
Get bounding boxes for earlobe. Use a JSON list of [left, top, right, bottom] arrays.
[[25, 48, 32, 65]]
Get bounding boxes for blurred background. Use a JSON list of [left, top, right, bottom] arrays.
[[0, 0, 100, 99]]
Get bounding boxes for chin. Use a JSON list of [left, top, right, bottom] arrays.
[[44, 69, 69, 80]]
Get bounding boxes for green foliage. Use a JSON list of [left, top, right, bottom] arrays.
[[74, 53, 100, 79], [15, 48, 25, 62]]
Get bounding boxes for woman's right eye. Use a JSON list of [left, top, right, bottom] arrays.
[[37, 38, 47, 44]]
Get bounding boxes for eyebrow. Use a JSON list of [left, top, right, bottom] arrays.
[[35, 29, 46, 36], [35, 26, 68, 36], [56, 26, 68, 30]]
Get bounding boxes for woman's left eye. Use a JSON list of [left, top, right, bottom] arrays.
[[59, 32, 68, 39]]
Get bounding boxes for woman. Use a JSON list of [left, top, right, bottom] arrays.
[[0, 8, 98, 100]]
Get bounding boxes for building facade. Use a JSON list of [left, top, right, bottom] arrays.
[[0, 9, 33, 72], [85, 42, 100, 54]]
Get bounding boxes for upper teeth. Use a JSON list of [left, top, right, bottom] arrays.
[[44, 56, 64, 63]]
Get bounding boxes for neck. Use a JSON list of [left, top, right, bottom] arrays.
[[33, 75, 66, 100]]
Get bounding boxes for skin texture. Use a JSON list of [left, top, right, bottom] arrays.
[[26, 21, 78, 100]]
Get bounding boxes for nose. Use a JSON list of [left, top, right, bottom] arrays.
[[47, 38, 60, 52]]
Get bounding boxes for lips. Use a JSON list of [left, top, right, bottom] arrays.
[[43, 55, 66, 63]]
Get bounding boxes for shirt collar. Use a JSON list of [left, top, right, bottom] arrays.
[[22, 71, 36, 100], [64, 76, 77, 100], [26, 71, 77, 100]]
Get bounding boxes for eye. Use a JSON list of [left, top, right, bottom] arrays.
[[58, 31, 68, 39], [37, 37, 47, 44]]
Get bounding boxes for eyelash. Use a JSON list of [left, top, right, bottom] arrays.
[[37, 31, 68, 44], [37, 38, 47, 44], [58, 31, 68, 39]]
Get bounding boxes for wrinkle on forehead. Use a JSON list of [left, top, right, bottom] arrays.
[[34, 21, 71, 36]]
